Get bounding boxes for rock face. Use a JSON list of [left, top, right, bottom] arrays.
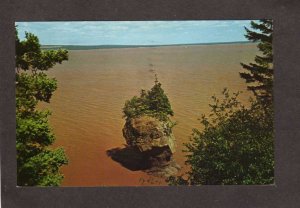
[[107, 115, 180, 178], [122, 115, 176, 154]]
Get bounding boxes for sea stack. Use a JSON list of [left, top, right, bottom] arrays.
[[122, 115, 177, 171]]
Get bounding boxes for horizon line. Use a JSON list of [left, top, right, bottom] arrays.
[[41, 40, 252, 47]]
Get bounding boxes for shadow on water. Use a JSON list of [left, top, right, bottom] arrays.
[[106, 146, 151, 171], [106, 145, 181, 178]]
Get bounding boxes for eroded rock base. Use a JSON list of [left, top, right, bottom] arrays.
[[106, 146, 180, 177]]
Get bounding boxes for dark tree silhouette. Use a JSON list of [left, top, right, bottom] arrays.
[[240, 20, 273, 104]]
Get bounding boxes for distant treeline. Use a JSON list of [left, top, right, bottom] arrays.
[[41, 41, 253, 50]]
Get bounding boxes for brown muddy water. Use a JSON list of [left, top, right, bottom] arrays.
[[41, 43, 258, 186]]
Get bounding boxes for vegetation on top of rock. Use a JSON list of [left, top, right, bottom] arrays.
[[120, 76, 179, 178], [123, 75, 174, 122]]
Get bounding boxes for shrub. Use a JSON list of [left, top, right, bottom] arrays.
[[168, 89, 274, 185], [123, 76, 174, 122]]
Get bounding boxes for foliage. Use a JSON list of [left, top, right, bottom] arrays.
[[16, 27, 69, 186], [240, 20, 273, 104], [16, 31, 68, 72], [168, 19, 274, 186], [168, 89, 274, 185], [123, 75, 174, 122]]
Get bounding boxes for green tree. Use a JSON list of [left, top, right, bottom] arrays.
[[168, 89, 274, 185], [123, 75, 174, 121], [16, 28, 69, 186], [240, 20, 273, 104], [168, 20, 274, 185]]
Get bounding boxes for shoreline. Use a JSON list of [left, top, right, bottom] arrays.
[[41, 41, 254, 51]]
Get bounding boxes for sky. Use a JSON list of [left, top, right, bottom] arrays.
[[16, 21, 253, 45]]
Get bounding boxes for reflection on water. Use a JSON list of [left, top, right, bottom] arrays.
[[41, 44, 257, 186]]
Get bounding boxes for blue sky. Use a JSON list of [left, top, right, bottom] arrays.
[[16, 21, 253, 45]]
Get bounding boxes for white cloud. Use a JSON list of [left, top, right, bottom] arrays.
[[16, 20, 252, 45]]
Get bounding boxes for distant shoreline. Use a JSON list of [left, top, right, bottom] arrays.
[[41, 41, 253, 50]]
